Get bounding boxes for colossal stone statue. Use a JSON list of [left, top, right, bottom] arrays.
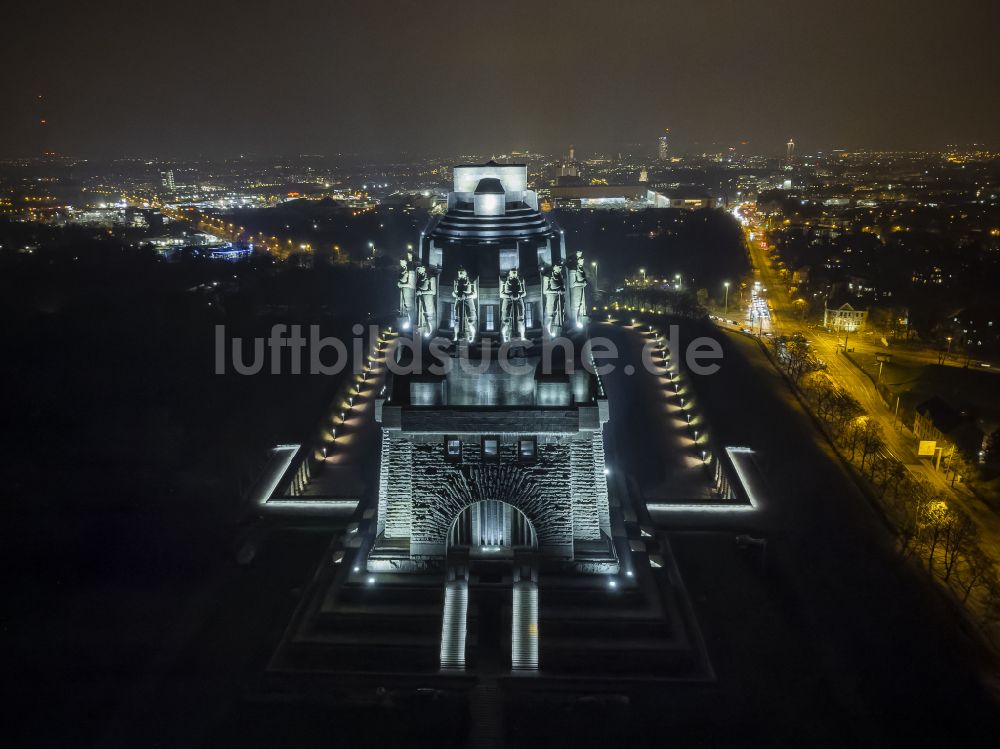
[[415, 265, 438, 336], [500, 268, 526, 342], [568, 250, 589, 326], [452, 267, 478, 343], [542, 264, 566, 336], [397, 258, 416, 327]]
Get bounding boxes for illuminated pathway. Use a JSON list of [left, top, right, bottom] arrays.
[[596, 320, 716, 503], [247, 327, 395, 511], [304, 328, 395, 498]]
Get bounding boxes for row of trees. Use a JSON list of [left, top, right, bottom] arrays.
[[613, 288, 706, 319], [769, 337, 1000, 639]]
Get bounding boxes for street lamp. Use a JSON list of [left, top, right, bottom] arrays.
[[724, 281, 730, 315]]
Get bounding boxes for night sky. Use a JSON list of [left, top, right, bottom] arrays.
[[2, 0, 998, 158]]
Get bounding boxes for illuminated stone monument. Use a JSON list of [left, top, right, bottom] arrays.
[[369, 161, 614, 579], [270, 162, 711, 686]]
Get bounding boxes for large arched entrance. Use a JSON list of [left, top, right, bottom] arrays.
[[447, 499, 537, 557], [440, 500, 539, 674]]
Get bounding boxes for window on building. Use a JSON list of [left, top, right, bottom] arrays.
[[484, 305, 496, 331], [444, 437, 462, 461], [429, 246, 443, 268], [482, 437, 500, 461], [518, 437, 537, 462], [500, 248, 519, 273], [525, 301, 534, 328]]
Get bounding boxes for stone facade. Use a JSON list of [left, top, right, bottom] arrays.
[[371, 427, 611, 571], [370, 160, 615, 574]]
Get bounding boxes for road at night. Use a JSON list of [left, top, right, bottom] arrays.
[[596, 317, 1000, 743], [737, 205, 1000, 563]]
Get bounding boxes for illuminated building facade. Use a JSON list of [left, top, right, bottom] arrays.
[[272, 162, 710, 685], [658, 128, 670, 160], [374, 161, 614, 579], [824, 302, 867, 331], [160, 169, 176, 192]]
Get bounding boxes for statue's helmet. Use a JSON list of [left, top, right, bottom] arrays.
[[457, 267, 468, 278]]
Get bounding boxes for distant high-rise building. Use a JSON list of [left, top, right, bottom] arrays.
[[35, 94, 52, 157], [556, 144, 579, 181], [638, 168, 649, 183], [786, 138, 795, 162], [160, 169, 176, 192], [658, 129, 670, 161]]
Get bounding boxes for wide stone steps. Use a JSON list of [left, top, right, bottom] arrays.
[[511, 581, 538, 671], [440, 579, 469, 670]]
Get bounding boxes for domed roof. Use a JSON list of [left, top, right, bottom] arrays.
[[429, 203, 552, 241]]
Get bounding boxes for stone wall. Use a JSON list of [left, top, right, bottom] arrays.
[[374, 427, 612, 567], [408, 437, 575, 559], [377, 431, 413, 539]]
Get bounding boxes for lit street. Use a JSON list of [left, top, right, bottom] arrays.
[[734, 204, 1000, 568]]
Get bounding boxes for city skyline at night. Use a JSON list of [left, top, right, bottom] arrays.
[[2, 1, 999, 158]]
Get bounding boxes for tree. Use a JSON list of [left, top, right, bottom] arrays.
[[792, 297, 808, 320], [881, 460, 908, 501], [801, 371, 837, 420], [783, 338, 820, 383], [847, 416, 881, 463], [940, 508, 977, 583], [919, 498, 955, 575], [896, 477, 932, 559], [946, 452, 976, 488], [957, 546, 995, 604], [830, 390, 863, 439], [858, 421, 885, 474], [871, 453, 899, 496]]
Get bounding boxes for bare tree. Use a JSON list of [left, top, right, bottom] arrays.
[[882, 460, 908, 502], [919, 498, 955, 576], [830, 390, 863, 438], [946, 452, 976, 489], [786, 338, 820, 383], [871, 453, 899, 496], [895, 477, 932, 559], [957, 546, 995, 604], [858, 421, 885, 472], [940, 508, 977, 583]]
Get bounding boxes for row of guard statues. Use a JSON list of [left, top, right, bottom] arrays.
[[398, 251, 589, 342]]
